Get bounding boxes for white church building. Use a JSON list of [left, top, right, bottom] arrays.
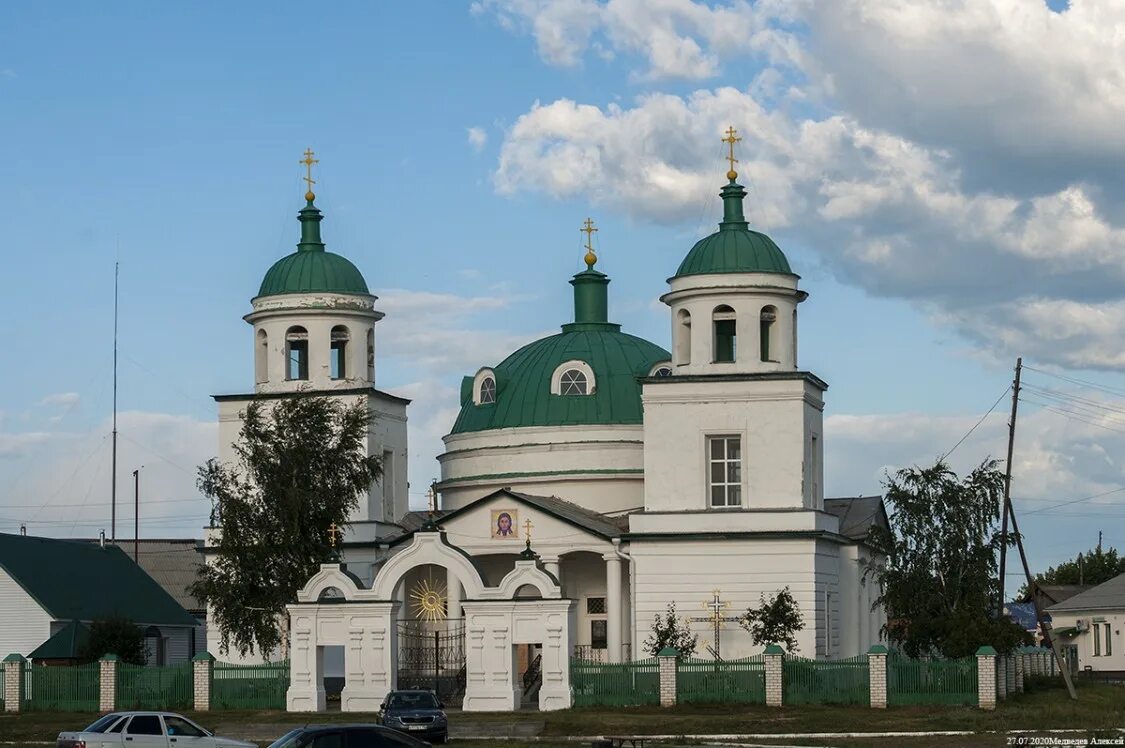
[[204, 147, 887, 709]]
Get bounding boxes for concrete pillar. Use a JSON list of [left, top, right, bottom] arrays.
[[1015, 653, 1024, 693], [446, 567, 462, 624], [1007, 655, 1016, 694], [868, 645, 888, 709], [996, 656, 1007, 700], [193, 652, 214, 712], [976, 646, 997, 711], [764, 645, 784, 707], [2, 655, 22, 712], [658, 648, 678, 707], [99, 655, 118, 712], [603, 553, 622, 664]]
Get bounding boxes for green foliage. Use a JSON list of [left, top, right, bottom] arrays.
[[867, 459, 1031, 658], [189, 394, 381, 657], [1018, 546, 1125, 599], [643, 602, 698, 658], [740, 587, 805, 652], [79, 617, 146, 665]]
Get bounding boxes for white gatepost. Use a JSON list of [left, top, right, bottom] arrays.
[[977, 646, 997, 711]]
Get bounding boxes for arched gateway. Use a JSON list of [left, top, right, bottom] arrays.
[[286, 524, 576, 712]]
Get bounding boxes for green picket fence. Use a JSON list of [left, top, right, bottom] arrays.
[[570, 658, 660, 707], [117, 662, 193, 710], [677, 656, 766, 704], [212, 661, 290, 710], [887, 653, 977, 706], [783, 655, 869, 705], [21, 662, 100, 711]]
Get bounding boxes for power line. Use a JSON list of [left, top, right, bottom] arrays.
[[1023, 365, 1125, 400], [939, 385, 1011, 461], [1022, 485, 1125, 517]]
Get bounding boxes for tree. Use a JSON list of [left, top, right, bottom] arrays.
[[740, 587, 804, 652], [643, 603, 698, 658], [867, 459, 1031, 658], [190, 394, 381, 657], [1018, 546, 1125, 599], [79, 617, 146, 665]]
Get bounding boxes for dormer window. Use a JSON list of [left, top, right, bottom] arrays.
[[559, 369, 588, 395], [479, 376, 496, 404], [550, 360, 596, 396]]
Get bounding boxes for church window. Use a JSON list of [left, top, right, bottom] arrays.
[[286, 326, 309, 381], [586, 597, 606, 615], [675, 309, 691, 365], [560, 369, 588, 395], [760, 306, 777, 362], [713, 305, 736, 363], [255, 329, 268, 384], [708, 435, 742, 508], [649, 361, 673, 377], [655, 367, 672, 377], [330, 325, 349, 380], [366, 329, 375, 381], [591, 619, 608, 650], [479, 376, 496, 404], [792, 309, 798, 367]]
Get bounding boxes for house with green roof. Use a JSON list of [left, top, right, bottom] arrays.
[[0, 533, 199, 664]]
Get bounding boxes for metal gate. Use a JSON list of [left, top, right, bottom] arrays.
[[397, 621, 466, 705]]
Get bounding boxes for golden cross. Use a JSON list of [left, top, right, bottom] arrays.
[[300, 148, 319, 200], [327, 522, 342, 548], [523, 518, 534, 543], [721, 126, 741, 180], [581, 217, 598, 251]]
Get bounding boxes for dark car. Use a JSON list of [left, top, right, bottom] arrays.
[[267, 724, 431, 748], [380, 690, 449, 744]]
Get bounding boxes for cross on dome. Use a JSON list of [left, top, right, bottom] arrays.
[[300, 148, 319, 202], [722, 126, 742, 182], [581, 217, 598, 269]]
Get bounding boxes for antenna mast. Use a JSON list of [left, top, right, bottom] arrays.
[[111, 262, 119, 541]]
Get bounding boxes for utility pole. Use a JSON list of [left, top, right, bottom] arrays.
[[111, 262, 119, 541], [998, 357, 1022, 614], [1098, 531, 1103, 553], [133, 468, 140, 563]]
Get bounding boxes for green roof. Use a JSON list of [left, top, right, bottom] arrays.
[[28, 620, 90, 660], [674, 179, 792, 278], [0, 534, 198, 627], [257, 199, 370, 298], [451, 267, 669, 434]]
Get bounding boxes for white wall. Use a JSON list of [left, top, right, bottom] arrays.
[[641, 377, 824, 512], [0, 570, 51, 656], [1048, 610, 1125, 671]]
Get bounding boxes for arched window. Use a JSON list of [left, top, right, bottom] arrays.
[[479, 376, 496, 404], [559, 369, 588, 395], [675, 309, 691, 365], [551, 360, 595, 395], [318, 586, 345, 602], [366, 329, 375, 381], [649, 361, 673, 378], [330, 325, 349, 380], [713, 305, 736, 363], [255, 329, 268, 384], [760, 306, 777, 362], [285, 326, 309, 381]]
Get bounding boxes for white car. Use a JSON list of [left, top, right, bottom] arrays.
[[57, 712, 257, 748]]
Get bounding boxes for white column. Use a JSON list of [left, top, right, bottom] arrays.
[[447, 567, 462, 624], [541, 555, 560, 581], [604, 553, 622, 663]]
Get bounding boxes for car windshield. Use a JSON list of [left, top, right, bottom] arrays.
[[83, 714, 122, 733], [267, 728, 304, 748], [387, 692, 439, 709]]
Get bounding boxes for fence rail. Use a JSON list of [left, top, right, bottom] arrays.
[[887, 653, 977, 706], [570, 658, 660, 707], [21, 662, 99, 711], [117, 662, 193, 710], [211, 661, 290, 710], [677, 656, 766, 704], [783, 655, 869, 705]]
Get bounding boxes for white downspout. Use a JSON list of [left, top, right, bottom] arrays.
[[612, 538, 635, 661]]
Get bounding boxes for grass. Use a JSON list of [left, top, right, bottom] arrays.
[[0, 677, 1120, 746]]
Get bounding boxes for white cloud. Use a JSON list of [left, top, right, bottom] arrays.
[[39, 392, 80, 408], [467, 126, 489, 152]]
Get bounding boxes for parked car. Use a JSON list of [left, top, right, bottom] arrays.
[[379, 690, 448, 744], [57, 712, 256, 748], [267, 724, 433, 747]]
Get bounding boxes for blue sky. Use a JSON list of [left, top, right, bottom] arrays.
[[2, 1, 1124, 579]]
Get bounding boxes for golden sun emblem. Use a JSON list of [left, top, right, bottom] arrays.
[[410, 576, 447, 622]]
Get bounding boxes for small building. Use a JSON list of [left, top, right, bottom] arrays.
[[1046, 573, 1125, 673], [0, 533, 199, 664]]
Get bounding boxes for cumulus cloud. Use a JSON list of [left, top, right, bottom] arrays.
[[39, 392, 80, 408], [467, 126, 489, 152]]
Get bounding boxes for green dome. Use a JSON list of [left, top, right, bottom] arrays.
[[673, 180, 792, 278], [451, 268, 669, 434], [256, 200, 370, 298]]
